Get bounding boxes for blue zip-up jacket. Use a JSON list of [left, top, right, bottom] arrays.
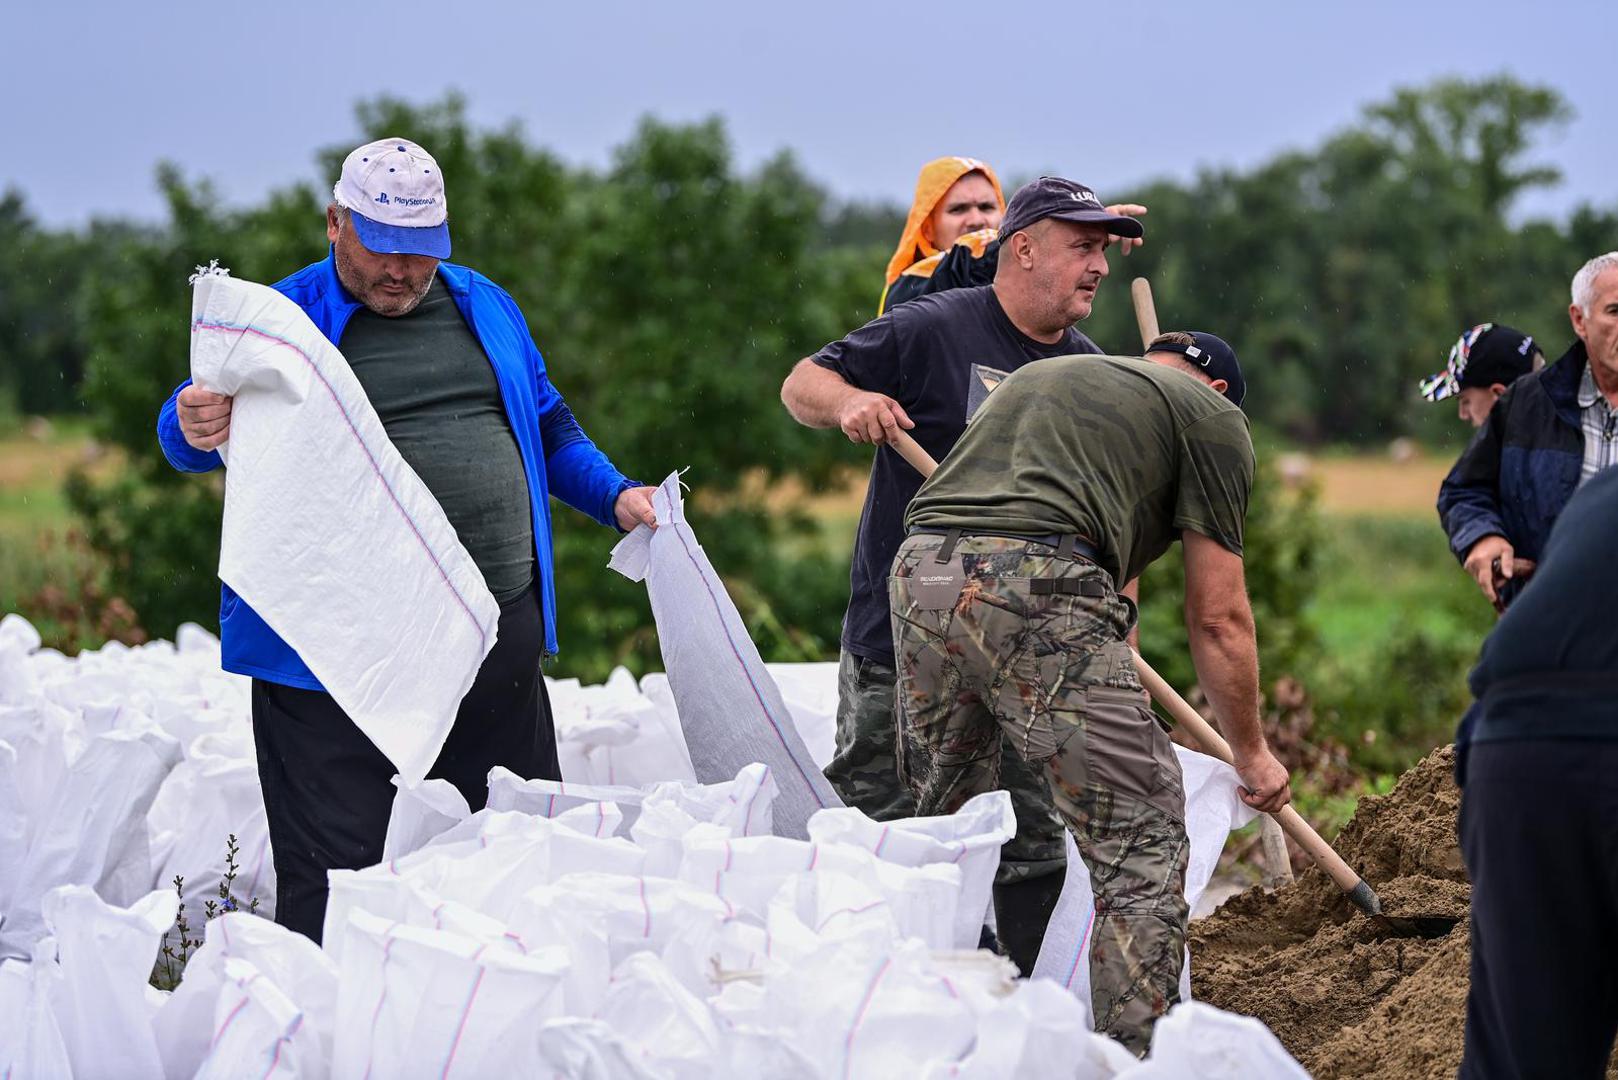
[[1436, 339, 1588, 606], [156, 254, 636, 689]]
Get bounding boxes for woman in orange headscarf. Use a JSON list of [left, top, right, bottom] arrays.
[[879, 157, 1005, 314]]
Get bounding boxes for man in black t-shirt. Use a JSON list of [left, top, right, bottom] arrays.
[[779, 176, 1143, 973]]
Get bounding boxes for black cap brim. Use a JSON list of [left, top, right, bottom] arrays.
[[1041, 208, 1145, 239]]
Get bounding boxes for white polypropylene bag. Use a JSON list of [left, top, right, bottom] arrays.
[[1032, 746, 1260, 1013], [808, 789, 1015, 949], [1117, 1000, 1309, 1078], [146, 749, 275, 921], [762, 661, 839, 769], [592, 952, 721, 1079], [0, 948, 73, 1080], [609, 472, 841, 839], [548, 667, 697, 787], [920, 978, 1138, 1079], [41, 885, 178, 1080], [676, 833, 960, 948], [381, 777, 472, 861], [154, 912, 338, 1080], [487, 760, 777, 838], [188, 267, 499, 785], [330, 909, 570, 1077], [1, 727, 181, 957], [766, 940, 977, 1080]]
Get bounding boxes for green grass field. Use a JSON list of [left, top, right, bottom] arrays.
[[0, 419, 119, 649]]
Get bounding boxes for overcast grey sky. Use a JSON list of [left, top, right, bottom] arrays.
[[5, 0, 1611, 227]]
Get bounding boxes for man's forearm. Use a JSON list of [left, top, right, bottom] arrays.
[[781, 359, 858, 428], [1187, 615, 1264, 760]]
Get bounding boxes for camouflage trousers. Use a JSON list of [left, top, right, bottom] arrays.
[[823, 650, 1067, 884], [890, 532, 1189, 1055]]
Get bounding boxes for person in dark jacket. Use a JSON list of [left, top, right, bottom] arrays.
[[1436, 252, 1618, 611], [878, 157, 1006, 314], [1419, 322, 1543, 429], [1458, 462, 1618, 1079]]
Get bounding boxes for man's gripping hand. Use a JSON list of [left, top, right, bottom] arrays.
[[177, 384, 233, 451], [836, 392, 914, 446], [1234, 745, 1292, 815], [1462, 535, 1515, 608], [614, 486, 659, 531]]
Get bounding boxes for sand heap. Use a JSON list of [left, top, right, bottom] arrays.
[[1190, 745, 1472, 1079]]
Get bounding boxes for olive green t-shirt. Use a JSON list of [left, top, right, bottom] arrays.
[[905, 355, 1255, 584], [340, 275, 536, 602]]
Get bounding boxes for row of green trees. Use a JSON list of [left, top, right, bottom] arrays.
[[0, 77, 1608, 703], [1074, 76, 1615, 443]]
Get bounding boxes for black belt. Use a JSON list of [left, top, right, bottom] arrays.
[[908, 526, 1102, 565]]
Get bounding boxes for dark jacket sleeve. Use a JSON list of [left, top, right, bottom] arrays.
[[918, 239, 998, 298], [1437, 395, 1511, 562]]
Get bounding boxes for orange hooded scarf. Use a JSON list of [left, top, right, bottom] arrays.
[[882, 157, 1005, 289]]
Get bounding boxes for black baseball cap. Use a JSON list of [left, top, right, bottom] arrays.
[[1146, 331, 1246, 407], [1419, 323, 1538, 403], [998, 176, 1145, 241]]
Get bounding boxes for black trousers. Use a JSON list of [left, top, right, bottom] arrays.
[[251, 583, 560, 943], [1460, 740, 1618, 1079]]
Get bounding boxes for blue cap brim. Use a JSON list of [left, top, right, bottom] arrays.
[[350, 211, 451, 259]]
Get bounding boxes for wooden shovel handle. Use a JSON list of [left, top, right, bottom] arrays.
[[890, 430, 939, 478], [1131, 278, 1161, 349], [1131, 650, 1367, 898]]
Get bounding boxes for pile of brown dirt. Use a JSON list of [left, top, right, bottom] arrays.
[[1190, 745, 1471, 1078]]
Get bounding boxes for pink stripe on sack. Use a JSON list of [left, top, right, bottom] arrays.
[[842, 956, 893, 1080], [192, 320, 486, 651], [1064, 907, 1098, 989], [262, 1015, 304, 1080], [439, 952, 489, 1080], [361, 929, 402, 1080], [208, 983, 255, 1049], [740, 767, 770, 834], [816, 900, 885, 933], [639, 878, 653, 938], [196, 970, 263, 1074], [669, 523, 828, 803]]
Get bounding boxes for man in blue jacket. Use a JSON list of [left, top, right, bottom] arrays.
[[158, 138, 655, 941], [1437, 252, 1618, 611]]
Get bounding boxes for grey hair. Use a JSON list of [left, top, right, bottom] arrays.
[[1572, 252, 1618, 313]]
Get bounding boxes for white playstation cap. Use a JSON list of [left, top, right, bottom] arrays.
[[332, 137, 450, 258]]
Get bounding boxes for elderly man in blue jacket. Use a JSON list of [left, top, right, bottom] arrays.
[[156, 138, 655, 942], [1438, 251, 1618, 612]]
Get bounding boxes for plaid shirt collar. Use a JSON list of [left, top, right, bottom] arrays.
[[1578, 363, 1603, 409]]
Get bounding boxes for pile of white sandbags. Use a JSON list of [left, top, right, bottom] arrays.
[[0, 614, 1306, 1077]]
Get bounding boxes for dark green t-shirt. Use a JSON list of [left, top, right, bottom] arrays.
[[906, 355, 1255, 584], [340, 275, 535, 602]]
